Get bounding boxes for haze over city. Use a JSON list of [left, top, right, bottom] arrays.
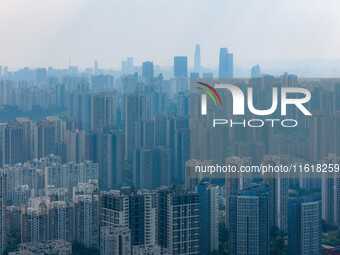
[[1, 0, 340, 69]]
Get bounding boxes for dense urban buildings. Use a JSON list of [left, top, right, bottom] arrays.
[[0, 45, 337, 255]]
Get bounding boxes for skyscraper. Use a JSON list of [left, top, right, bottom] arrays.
[[321, 154, 340, 227], [263, 155, 289, 231], [48, 201, 74, 243], [2, 121, 27, 166], [229, 185, 270, 255], [134, 146, 171, 189], [125, 94, 147, 161], [309, 111, 327, 162], [91, 94, 114, 133], [194, 44, 201, 74], [288, 195, 322, 255], [100, 129, 124, 190], [21, 205, 48, 243], [174, 56, 188, 78], [74, 193, 99, 249], [0, 173, 5, 254], [157, 185, 200, 255], [218, 48, 233, 78], [335, 83, 340, 111], [0, 123, 5, 167], [142, 61, 154, 79], [174, 128, 190, 184], [34, 120, 57, 159], [225, 156, 252, 227], [198, 179, 219, 255], [64, 130, 86, 163], [101, 187, 157, 247], [251, 64, 261, 78]]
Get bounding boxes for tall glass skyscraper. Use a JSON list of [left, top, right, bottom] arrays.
[[218, 47, 233, 78]]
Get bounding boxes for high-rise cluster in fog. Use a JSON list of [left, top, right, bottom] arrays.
[[0, 45, 339, 255]]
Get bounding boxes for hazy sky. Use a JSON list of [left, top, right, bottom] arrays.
[[1, 0, 340, 69]]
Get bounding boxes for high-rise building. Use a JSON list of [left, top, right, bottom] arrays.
[[147, 91, 168, 120], [218, 48, 233, 78], [99, 129, 124, 190], [174, 56, 188, 78], [101, 187, 157, 246], [330, 112, 340, 156], [225, 156, 252, 227], [13, 185, 30, 206], [194, 44, 201, 74], [0, 123, 5, 166], [198, 179, 219, 255], [91, 94, 114, 133], [134, 146, 171, 189], [251, 64, 261, 78], [125, 94, 147, 161], [64, 130, 86, 163], [228, 185, 270, 255], [74, 192, 99, 248], [263, 155, 289, 231], [142, 61, 154, 79], [309, 111, 327, 162], [0, 173, 6, 254], [21, 205, 48, 243], [100, 226, 131, 255], [6, 206, 21, 235], [80, 94, 92, 132], [48, 201, 74, 243], [36, 68, 47, 84], [135, 120, 154, 148], [2, 67, 8, 80], [335, 83, 340, 111], [101, 190, 129, 229], [321, 154, 340, 227], [174, 128, 190, 184], [2, 121, 28, 166], [157, 185, 200, 255], [127, 57, 134, 74], [34, 120, 57, 159], [46, 116, 64, 145], [16, 117, 33, 160], [0, 80, 14, 105], [288, 195, 322, 255]]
